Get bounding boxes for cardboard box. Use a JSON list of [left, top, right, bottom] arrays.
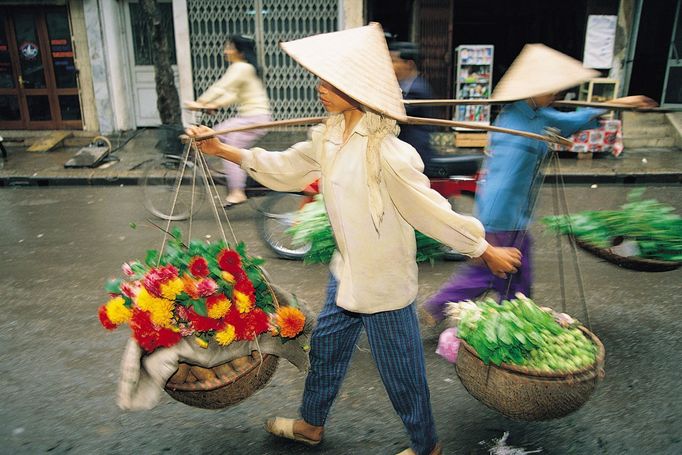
[[455, 132, 488, 148]]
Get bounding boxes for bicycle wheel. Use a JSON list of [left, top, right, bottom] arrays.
[[140, 156, 207, 221], [256, 192, 312, 260], [443, 191, 477, 261]]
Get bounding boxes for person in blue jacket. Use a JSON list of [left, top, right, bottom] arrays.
[[389, 41, 437, 167], [423, 44, 657, 324]]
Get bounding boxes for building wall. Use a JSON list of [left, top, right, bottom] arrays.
[[341, 0, 364, 29], [68, 0, 98, 131]]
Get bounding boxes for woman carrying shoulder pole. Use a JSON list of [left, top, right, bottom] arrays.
[[187, 23, 521, 455], [423, 44, 657, 325]]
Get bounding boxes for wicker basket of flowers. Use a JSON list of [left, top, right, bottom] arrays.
[[99, 229, 310, 410]]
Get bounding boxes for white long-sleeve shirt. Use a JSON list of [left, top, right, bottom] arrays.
[[198, 61, 270, 116], [241, 115, 488, 313]]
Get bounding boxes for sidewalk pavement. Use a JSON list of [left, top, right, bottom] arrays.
[[0, 128, 680, 187]]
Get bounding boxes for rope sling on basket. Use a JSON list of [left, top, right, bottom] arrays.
[[444, 150, 606, 421], [99, 136, 314, 411]]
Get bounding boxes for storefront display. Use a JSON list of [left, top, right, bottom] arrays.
[[453, 45, 493, 125]]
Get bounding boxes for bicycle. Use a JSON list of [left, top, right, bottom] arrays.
[[139, 112, 234, 221], [257, 154, 484, 261], [138, 137, 209, 221]]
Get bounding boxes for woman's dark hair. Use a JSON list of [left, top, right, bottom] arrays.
[[227, 34, 262, 78]]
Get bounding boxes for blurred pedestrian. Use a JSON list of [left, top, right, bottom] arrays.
[[187, 24, 521, 455], [185, 34, 271, 207], [389, 41, 437, 167]]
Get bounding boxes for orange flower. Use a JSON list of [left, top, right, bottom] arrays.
[[275, 306, 306, 338], [181, 274, 200, 299]]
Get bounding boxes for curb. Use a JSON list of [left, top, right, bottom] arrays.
[[1, 172, 680, 188]]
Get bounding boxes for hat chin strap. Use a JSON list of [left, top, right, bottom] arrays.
[[364, 112, 398, 233]]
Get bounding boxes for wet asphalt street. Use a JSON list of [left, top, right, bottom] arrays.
[[0, 183, 680, 455]]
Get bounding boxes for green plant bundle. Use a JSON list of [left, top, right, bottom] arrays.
[[287, 194, 445, 264], [147, 227, 274, 313], [542, 188, 682, 262], [456, 296, 597, 373]]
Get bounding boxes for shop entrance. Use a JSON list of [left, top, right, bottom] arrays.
[[0, 5, 81, 130]]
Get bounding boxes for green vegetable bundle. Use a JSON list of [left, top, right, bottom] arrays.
[[542, 188, 682, 262], [451, 296, 597, 373], [287, 194, 445, 264]]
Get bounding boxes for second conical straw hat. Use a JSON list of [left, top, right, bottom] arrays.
[[492, 43, 600, 101], [280, 22, 406, 121]]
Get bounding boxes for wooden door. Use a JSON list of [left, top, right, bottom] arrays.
[[418, 0, 455, 118], [0, 6, 82, 130], [125, 0, 178, 127]]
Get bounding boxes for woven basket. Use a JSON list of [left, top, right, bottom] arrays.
[[165, 352, 279, 409], [455, 326, 605, 421], [574, 237, 681, 272], [163, 281, 290, 410]]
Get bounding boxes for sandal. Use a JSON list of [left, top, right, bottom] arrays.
[[222, 200, 247, 209], [264, 417, 322, 446], [396, 442, 442, 455]]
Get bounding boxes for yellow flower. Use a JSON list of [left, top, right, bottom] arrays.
[[136, 288, 174, 328], [195, 336, 209, 349], [207, 295, 231, 319], [160, 277, 184, 300], [221, 271, 236, 283], [214, 324, 236, 346], [234, 290, 254, 313], [105, 296, 132, 325]]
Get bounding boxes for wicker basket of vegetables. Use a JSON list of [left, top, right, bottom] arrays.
[[446, 296, 605, 421], [543, 189, 682, 272]]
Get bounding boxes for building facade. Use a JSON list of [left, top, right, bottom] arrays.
[[0, 0, 362, 133], [0, 0, 677, 134], [371, 0, 681, 109]]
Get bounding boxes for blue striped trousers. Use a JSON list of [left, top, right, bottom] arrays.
[[300, 276, 438, 455]]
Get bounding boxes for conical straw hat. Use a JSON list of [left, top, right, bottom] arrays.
[[492, 44, 600, 101], [280, 22, 406, 121]]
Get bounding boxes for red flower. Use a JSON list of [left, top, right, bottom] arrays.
[[128, 308, 182, 352], [157, 327, 183, 348], [186, 307, 226, 332], [226, 306, 269, 341], [143, 264, 179, 298], [189, 256, 209, 277], [129, 309, 160, 352], [234, 276, 255, 299], [217, 249, 242, 275], [98, 305, 117, 330]]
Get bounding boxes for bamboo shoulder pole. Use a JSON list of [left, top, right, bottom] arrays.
[[405, 116, 573, 147], [403, 98, 670, 112], [179, 116, 327, 142], [180, 114, 572, 147]]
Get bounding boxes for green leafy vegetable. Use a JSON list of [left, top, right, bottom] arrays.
[[542, 189, 682, 262], [287, 194, 445, 264], [452, 296, 597, 372]]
